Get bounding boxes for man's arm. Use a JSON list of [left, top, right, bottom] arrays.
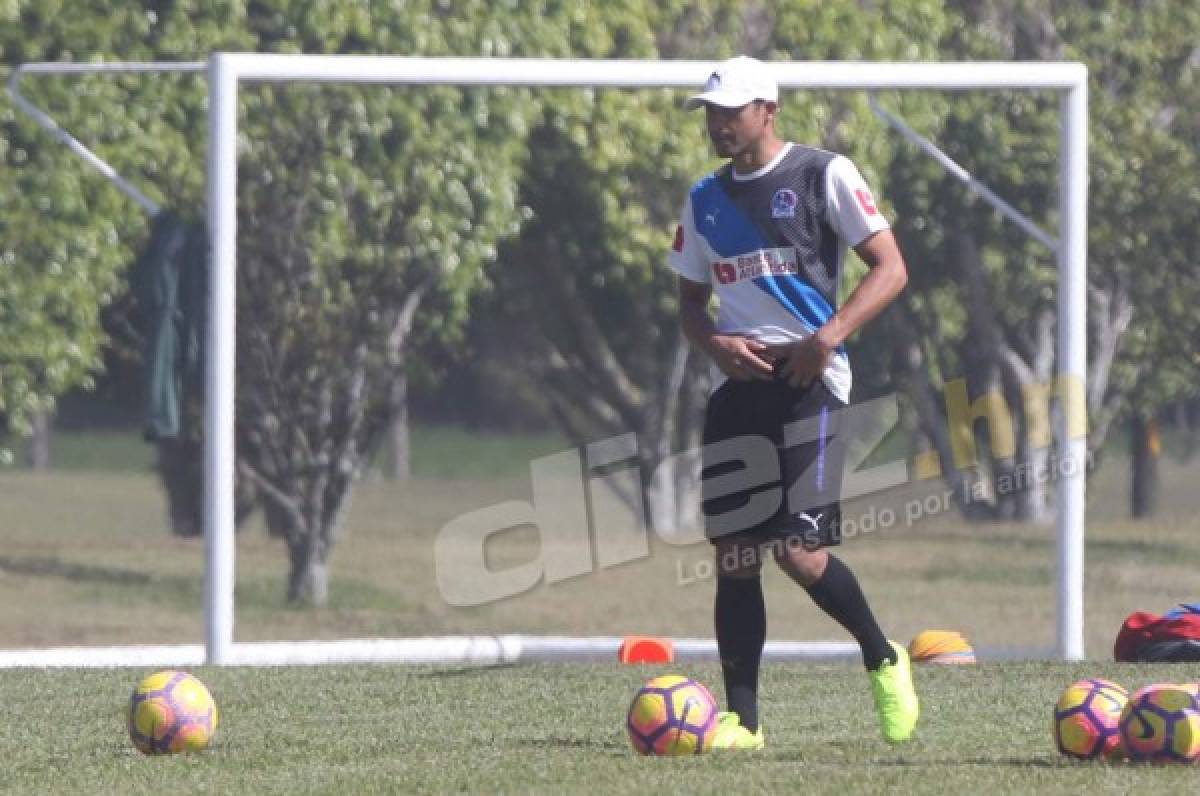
[[779, 229, 909, 387], [678, 276, 774, 381], [821, 228, 909, 347]]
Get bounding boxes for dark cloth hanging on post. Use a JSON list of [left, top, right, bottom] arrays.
[[130, 210, 208, 440]]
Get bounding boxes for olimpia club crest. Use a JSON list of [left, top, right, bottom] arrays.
[[771, 188, 798, 218]]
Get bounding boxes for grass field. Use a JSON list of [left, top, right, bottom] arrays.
[[7, 426, 568, 477], [3, 662, 1200, 794], [1, 437, 1198, 652], [1, 429, 1199, 792]]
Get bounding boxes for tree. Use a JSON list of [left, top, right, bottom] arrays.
[[884, 0, 1200, 520], [477, 1, 734, 532], [0, 3, 147, 450], [481, 0, 950, 531], [4, 1, 532, 603], [199, 3, 534, 603], [1076, 0, 1200, 516], [2, 0, 255, 511]]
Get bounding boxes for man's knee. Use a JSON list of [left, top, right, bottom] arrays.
[[713, 537, 765, 578], [773, 537, 828, 585]]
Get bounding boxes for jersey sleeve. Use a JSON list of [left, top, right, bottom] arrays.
[[824, 155, 890, 247], [666, 194, 711, 284]]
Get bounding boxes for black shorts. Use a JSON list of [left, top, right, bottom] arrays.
[[701, 371, 846, 549]]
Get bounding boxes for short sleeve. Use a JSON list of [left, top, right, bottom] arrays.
[[825, 156, 890, 247], [666, 194, 711, 284]]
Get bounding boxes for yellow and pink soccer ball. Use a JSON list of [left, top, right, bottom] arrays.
[[127, 670, 219, 755], [626, 675, 718, 756], [1053, 678, 1127, 760], [1118, 683, 1200, 763]]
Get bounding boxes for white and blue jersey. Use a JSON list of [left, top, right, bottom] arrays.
[[668, 143, 889, 402]]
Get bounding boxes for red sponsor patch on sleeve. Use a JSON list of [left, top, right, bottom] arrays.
[[855, 189, 879, 216], [672, 224, 685, 252]]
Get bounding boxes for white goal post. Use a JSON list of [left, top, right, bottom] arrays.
[[10, 55, 1089, 665]]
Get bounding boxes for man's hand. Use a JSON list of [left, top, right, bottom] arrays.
[[773, 229, 909, 388], [709, 334, 774, 381], [777, 328, 837, 388]]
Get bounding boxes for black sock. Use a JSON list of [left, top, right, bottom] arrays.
[[715, 575, 766, 732], [804, 555, 895, 671]]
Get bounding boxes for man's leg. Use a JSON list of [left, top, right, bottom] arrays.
[[773, 533, 917, 744], [701, 379, 781, 749], [776, 383, 918, 743], [772, 542, 892, 670], [713, 535, 766, 733]]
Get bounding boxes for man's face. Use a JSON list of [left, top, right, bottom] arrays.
[[705, 101, 772, 158]]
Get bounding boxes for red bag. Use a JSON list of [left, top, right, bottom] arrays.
[[1114, 611, 1200, 662]]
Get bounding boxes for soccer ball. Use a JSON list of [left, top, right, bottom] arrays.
[[1053, 678, 1127, 760], [1118, 684, 1200, 763], [127, 670, 219, 755], [626, 675, 718, 756]]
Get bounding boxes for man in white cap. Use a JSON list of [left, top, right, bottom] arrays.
[[667, 55, 919, 749]]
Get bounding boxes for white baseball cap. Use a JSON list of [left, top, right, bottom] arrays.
[[684, 56, 779, 111]]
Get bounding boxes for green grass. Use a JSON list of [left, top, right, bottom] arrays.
[[2, 662, 1199, 794], [7, 425, 567, 477], [403, 425, 567, 479], [1, 429, 1199, 790], [1, 446, 1200, 651], [8, 430, 156, 472]]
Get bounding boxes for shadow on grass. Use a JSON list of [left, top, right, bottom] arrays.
[[938, 530, 1200, 564], [0, 555, 151, 585], [920, 563, 1052, 587], [512, 736, 626, 754], [1, 560, 414, 616], [914, 529, 1200, 567], [1087, 538, 1200, 565], [414, 662, 523, 679], [866, 756, 1058, 768]]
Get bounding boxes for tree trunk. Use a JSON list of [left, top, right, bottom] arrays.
[[25, 410, 52, 471], [158, 435, 260, 537], [158, 438, 202, 537], [385, 367, 411, 482], [644, 460, 702, 540], [1005, 442, 1052, 524], [643, 469, 675, 537], [885, 306, 987, 519], [286, 535, 330, 606], [1131, 413, 1160, 519], [1175, 399, 1200, 465]]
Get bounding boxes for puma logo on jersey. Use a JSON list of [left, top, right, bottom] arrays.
[[705, 209, 720, 226]]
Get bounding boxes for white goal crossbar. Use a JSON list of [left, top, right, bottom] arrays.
[[9, 56, 1089, 665]]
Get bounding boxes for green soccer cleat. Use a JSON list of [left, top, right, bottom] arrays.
[[869, 641, 920, 743], [710, 711, 765, 751]]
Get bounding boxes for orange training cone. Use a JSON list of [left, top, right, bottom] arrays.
[[618, 636, 674, 664]]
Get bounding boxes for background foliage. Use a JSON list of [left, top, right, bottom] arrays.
[[2, 0, 1197, 599]]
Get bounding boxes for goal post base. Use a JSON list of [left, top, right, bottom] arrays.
[[0, 636, 1054, 668]]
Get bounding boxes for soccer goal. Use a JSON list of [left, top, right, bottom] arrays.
[[7, 55, 1088, 665]]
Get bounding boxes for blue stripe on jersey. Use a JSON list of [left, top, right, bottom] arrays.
[[690, 175, 767, 256], [752, 274, 834, 332], [692, 175, 835, 332]]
